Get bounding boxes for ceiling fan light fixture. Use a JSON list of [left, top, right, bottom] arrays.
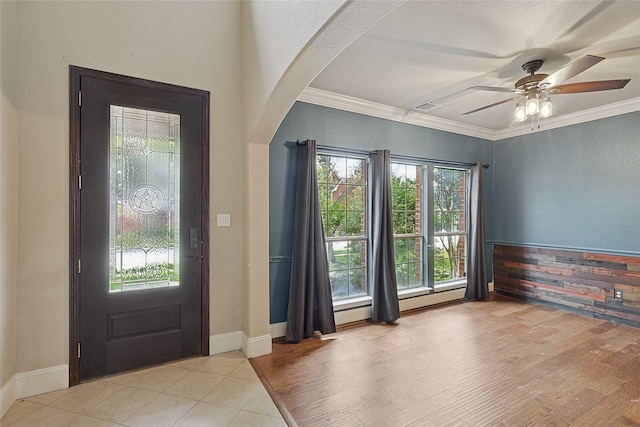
[[467, 55, 631, 127], [525, 95, 539, 116], [539, 97, 553, 118], [515, 102, 527, 122]]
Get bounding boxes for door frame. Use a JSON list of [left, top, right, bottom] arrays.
[[69, 66, 210, 386]]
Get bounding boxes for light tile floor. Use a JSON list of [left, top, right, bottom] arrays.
[[1, 351, 287, 427]]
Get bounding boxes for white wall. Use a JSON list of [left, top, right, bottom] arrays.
[[4, 0, 406, 406], [240, 0, 405, 345], [0, 0, 19, 418], [15, 1, 244, 374], [242, 0, 346, 143], [242, 0, 404, 146]]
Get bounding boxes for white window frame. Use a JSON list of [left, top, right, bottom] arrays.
[[430, 166, 469, 292], [389, 163, 469, 295], [317, 151, 369, 303], [317, 151, 470, 306], [390, 161, 426, 294]]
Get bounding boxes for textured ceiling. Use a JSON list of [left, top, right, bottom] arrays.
[[309, 1, 640, 132]]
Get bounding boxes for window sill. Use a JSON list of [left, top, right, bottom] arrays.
[[332, 281, 466, 313], [333, 286, 434, 312], [398, 286, 432, 300], [433, 279, 467, 293]]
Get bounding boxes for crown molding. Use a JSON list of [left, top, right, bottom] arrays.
[[493, 97, 640, 140], [298, 87, 640, 142], [298, 87, 496, 140]]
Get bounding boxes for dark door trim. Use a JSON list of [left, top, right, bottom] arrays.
[[69, 66, 210, 385]]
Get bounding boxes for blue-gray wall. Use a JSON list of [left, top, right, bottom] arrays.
[[493, 112, 640, 255], [269, 102, 494, 323]]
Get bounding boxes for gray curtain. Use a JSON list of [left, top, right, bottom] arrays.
[[465, 162, 489, 300], [285, 140, 336, 343], [370, 150, 400, 323]]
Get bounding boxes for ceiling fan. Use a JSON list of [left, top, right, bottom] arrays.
[[463, 54, 631, 121]]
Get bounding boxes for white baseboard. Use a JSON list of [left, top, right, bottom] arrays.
[[242, 332, 272, 358], [209, 331, 243, 355], [210, 330, 273, 358], [270, 322, 287, 339], [335, 305, 372, 325], [270, 289, 465, 336], [399, 288, 465, 312], [269, 305, 374, 339], [15, 365, 68, 399], [1, 375, 16, 419]]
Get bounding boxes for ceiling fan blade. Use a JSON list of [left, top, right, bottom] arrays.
[[462, 97, 520, 115], [599, 46, 640, 59], [468, 85, 515, 93], [541, 54, 605, 87], [549, 79, 630, 94]]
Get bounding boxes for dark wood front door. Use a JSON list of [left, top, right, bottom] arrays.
[[69, 66, 209, 383]]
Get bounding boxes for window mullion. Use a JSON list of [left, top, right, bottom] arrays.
[[425, 165, 435, 288]]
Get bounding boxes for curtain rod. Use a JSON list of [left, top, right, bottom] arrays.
[[391, 154, 490, 170], [313, 144, 371, 157], [313, 143, 490, 169]]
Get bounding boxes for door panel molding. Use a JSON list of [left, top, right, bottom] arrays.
[[69, 66, 209, 386]]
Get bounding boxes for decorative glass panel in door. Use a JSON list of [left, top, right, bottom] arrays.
[[109, 106, 181, 292]]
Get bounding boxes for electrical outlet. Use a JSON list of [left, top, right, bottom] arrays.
[[614, 289, 623, 300]]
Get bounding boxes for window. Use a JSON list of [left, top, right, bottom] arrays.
[[391, 163, 423, 290], [432, 167, 467, 288], [317, 154, 367, 301], [317, 152, 468, 303], [109, 106, 181, 292], [391, 163, 468, 292]]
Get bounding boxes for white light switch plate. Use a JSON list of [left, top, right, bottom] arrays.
[[217, 214, 231, 227]]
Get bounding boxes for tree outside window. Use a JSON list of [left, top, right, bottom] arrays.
[[317, 153, 468, 303], [391, 163, 422, 290], [433, 168, 466, 284], [317, 154, 367, 300], [391, 163, 467, 289]]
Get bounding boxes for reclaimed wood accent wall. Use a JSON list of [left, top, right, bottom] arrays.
[[493, 244, 640, 327]]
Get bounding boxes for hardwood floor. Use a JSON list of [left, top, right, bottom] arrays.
[[251, 294, 640, 426]]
